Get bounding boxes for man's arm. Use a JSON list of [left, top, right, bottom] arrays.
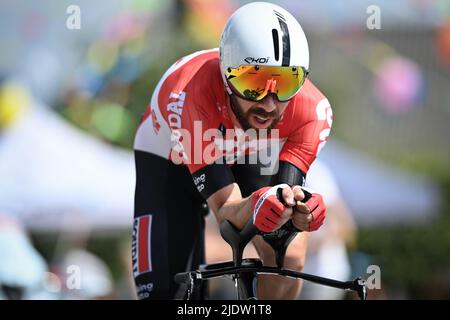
[[190, 164, 253, 230], [271, 161, 328, 232], [205, 161, 308, 231], [206, 183, 252, 230], [207, 182, 297, 231]]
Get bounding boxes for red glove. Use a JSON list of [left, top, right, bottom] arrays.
[[301, 187, 327, 231], [251, 184, 290, 233]]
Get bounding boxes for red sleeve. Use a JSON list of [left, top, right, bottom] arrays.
[[166, 91, 223, 173], [172, 86, 235, 198], [279, 85, 333, 174], [155, 53, 224, 173]]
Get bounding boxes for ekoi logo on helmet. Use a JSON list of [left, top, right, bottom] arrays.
[[244, 57, 270, 64]]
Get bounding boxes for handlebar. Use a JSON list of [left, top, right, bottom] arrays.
[[174, 259, 368, 300], [175, 186, 368, 300]]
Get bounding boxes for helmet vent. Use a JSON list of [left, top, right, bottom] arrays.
[[272, 29, 280, 62], [273, 10, 290, 66]]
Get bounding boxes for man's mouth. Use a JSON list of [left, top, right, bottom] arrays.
[[249, 114, 273, 129]]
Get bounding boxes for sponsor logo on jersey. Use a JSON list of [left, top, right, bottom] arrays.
[[315, 98, 333, 155], [136, 282, 154, 300], [132, 214, 153, 277], [167, 91, 186, 129], [193, 173, 206, 192], [168, 91, 188, 161], [151, 109, 161, 134]]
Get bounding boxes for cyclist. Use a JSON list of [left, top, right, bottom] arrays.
[[132, 2, 333, 300]]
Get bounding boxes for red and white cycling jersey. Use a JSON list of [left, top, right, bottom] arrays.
[[134, 49, 332, 198]]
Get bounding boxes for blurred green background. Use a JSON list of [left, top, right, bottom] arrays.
[[1, 0, 450, 299]]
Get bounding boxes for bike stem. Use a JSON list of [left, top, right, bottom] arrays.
[[219, 217, 300, 268], [219, 218, 257, 267], [218, 214, 368, 300], [219, 217, 303, 299], [219, 219, 259, 299]]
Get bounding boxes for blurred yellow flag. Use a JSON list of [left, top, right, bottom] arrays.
[[0, 83, 30, 129]]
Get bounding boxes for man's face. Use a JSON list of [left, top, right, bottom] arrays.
[[229, 93, 290, 132]]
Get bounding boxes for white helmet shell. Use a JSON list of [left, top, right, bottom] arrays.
[[220, 2, 309, 73]]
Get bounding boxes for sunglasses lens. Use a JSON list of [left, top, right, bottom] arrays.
[[226, 65, 307, 101]]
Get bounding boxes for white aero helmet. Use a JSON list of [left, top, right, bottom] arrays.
[[219, 2, 309, 95]]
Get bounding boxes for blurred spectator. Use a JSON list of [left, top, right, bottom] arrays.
[[0, 214, 49, 299], [57, 249, 114, 300], [115, 238, 137, 300]]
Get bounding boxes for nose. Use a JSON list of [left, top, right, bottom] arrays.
[[259, 94, 277, 113]]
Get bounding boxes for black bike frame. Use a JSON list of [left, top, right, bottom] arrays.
[[174, 218, 368, 300]]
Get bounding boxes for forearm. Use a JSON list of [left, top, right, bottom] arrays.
[[215, 196, 253, 230], [207, 183, 254, 231]]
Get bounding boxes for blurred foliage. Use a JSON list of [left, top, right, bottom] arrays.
[[58, 26, 203, 149], [356, 159, 450, 298], [313, 28, 450, 297], [125, 31, 203, 141], [30, 231, 130, 282]]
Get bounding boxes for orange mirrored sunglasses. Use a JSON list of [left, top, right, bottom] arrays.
[[225, 65, 308, 102]]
